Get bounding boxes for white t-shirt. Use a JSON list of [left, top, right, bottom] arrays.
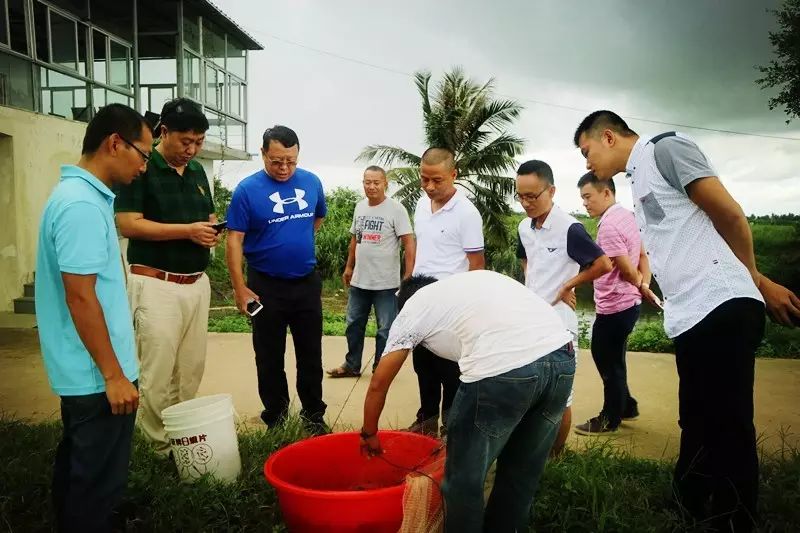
[[412, 189, 484, 279], [383, 270, 572, 383], [350, 197, 413, 290]]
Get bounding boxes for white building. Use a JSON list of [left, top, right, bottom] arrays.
[[0, 0, 262, 316]]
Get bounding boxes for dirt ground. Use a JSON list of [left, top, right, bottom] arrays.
[[2, 328, 799, 460]]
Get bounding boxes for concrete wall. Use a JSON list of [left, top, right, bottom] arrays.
[[0, 106, 85, 311]]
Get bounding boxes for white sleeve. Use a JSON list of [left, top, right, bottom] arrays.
[[460, 206, 484, 252], [382, 303, 433, 356], [394, 201, 413, 236]]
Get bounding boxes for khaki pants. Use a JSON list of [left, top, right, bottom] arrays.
[[128, 271, 211, 453]]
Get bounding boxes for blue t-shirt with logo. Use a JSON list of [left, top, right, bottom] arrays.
[[36, 166, 138, 396], [227, 168, 327, 278]]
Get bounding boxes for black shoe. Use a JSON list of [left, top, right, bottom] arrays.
[[622, 405, 640, 421], [574, 416, 618, 436], [406, 418, 439, 436], [302, 416, 331, 436], [260, 410, 288, 428]]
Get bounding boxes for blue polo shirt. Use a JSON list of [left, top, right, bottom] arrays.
[[35, 165, 138, 396], [227, 168, 327, 278]]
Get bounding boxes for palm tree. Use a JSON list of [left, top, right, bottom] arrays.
[[357, 68, 525, 246]]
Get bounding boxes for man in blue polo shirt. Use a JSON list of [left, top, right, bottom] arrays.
[[35, 104, 152, 532], [226, 125, 328, 433]]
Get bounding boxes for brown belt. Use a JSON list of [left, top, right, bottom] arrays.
[[130, 265, 203, 285]]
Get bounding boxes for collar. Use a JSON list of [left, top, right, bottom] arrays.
[[531, 204, 560, 231], [625, 137, 648, 177], [60, 165, 115, 201], [598, 202, 621, 226], [428, 188, 462, 213], [150, 146, 199, 173]]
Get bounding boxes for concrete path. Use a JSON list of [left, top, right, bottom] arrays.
[[1, 329, 799, 460]]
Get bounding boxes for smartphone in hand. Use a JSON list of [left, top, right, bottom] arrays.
[[212, 221, 227, 233], [246, 299, 263, 317]]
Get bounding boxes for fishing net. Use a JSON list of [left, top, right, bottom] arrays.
[[398, 446, 446, 533]]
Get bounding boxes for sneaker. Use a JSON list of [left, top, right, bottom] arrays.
[[574, 416, 618, 436], [303, 416, 331, 437], [406, 418, 439, 437]]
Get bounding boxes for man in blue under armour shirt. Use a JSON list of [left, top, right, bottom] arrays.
[[226, 125, 328, 433]]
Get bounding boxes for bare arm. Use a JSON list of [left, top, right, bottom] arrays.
[[116, 212, 217, 247], [611, 254, 642, 287], [466, 251, 485, 271], [62, 273, 139, 414], [400, 234, 416, 280], [314, 217, 324, 232], [638, 245, 652, 286], [553, 255, 612, 307], [342, 235, 357, 287], [226, 230, 259, 313], [361, 349, 410, 454], [687, 177, 800, 325]]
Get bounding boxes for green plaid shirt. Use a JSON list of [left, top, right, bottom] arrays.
[[114, 149, 215, 274]]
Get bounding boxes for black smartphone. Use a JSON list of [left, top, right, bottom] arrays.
[[212, 221, 227, 233], [246, 299, 263, 317]]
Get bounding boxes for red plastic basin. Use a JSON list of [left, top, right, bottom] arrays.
[[264, 431, 444, 533]]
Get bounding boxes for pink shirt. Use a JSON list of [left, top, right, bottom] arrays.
[[593, 204, 642, 315]]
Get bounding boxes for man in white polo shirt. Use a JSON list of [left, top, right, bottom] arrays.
[[359, 270, 574, 532], [574, 110, 800, 532], [515, 159, 612, 453], [409, 147, 485, 435]]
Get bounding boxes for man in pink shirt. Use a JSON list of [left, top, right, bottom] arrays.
[[575, 172, 659, 434]]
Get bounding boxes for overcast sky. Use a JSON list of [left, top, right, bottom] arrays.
[[214, 0, 800, 215]]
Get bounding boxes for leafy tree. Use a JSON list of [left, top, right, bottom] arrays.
[[757, 0, 800, 122]]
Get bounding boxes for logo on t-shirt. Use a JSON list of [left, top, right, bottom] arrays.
[[355, 216, 385, 244], [547, 247, 557, 253], [269, 189, 308, 214]]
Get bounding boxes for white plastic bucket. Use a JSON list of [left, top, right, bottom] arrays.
[[162, 394, 242, 483]]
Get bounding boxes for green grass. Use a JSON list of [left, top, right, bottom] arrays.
[[2, 418, 798, 531]]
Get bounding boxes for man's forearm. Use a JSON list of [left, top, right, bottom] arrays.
[[638, 248, 652, 286], [345, 237, 356, 270], [66, 291, 124, 380], [467, 251, 485, 271], [119, 218, 191, 241], [226, 238, 247, 289], [563, 256, 612, 291], [401, 236, 415, 278], [363, 386, 389, 435]]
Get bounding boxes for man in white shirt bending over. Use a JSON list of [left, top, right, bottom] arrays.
[[360, 270, 574, 533]]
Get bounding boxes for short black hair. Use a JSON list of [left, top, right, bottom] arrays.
[[421, 147, 456, 169], [364, 165, 386, 176], [573, 110, 637, 147], [577, 172, 616, 194], [516, 160, 554, 185], [397, 274, 438, 311], [159, 98, 209, 133], [263, 125, 299, 150], [81, 103, 149, 155]]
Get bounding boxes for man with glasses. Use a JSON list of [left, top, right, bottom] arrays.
[[515, 160, 612, 454], [226, 125, 329, 434], [36, 104, 151, 531], [115, 98, 218, 456]]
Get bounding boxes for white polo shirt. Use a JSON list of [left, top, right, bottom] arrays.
[[516, 204, 604, 335], [412, 189, 484, 279], [626, 132, 762, 338], [382, 270, 571, 383]]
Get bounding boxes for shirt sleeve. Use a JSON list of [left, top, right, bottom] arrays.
[[516, 233, 526, 259], [315, 179, 327, 218], [596, 221, 628, 258], [654, 135, 717, 193], [566, 222, 605, 268], [460, 207, 484, 252], [53, 202, 109, 275], [202, 171, 215, 216], [113, 171, 145, 213], [382, 304, 433, 356], [226, 184, 250, 232], [349, 212, 358, 235], [395, 201, 413, 237]]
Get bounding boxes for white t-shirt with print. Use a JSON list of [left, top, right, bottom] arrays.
[[350, 197, 413, 290]]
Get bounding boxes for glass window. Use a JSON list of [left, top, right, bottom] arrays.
[[1, 0, 8, 46], [106, 89, 128, 105], [92, 30, 106, 83], [182, 5, 200, 51], [33, 1, 48, 61], [183, 50, 200, 101], [109, 39, 130, 89], [40, 67, 87, 119], [147, 86, 174, 115], [50, 10, 77, 71], [226, 118, 245, 151], [227, 36, 246, 79], [8, 0, 27, 55], [201, 19, 225, 68], [92, 85, 105, 107], [0, 51, 35, 110], [228, 76, 243, 117], [205, 109, 224, 145], [49, 0, 88, 19], [77, 23, 88, 76], [204, 62, 220, 109]]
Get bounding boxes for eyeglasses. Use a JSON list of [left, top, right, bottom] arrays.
[[119, 135, 151, 163], [514, 187, 551, 204], [266, 157, 297, 168]]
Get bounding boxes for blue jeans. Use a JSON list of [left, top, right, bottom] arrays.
[[343, 286, 398, 371], [53, 384, 138, 532], [442, 346, 575, 533]]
